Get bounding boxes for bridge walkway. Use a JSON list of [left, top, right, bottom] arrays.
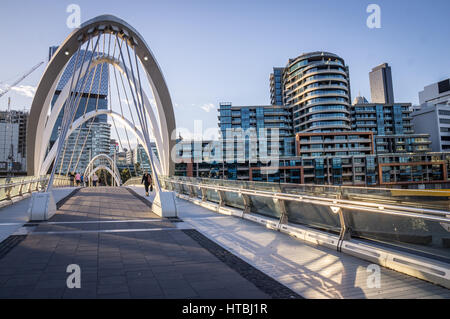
[[128, 186, 450, 299], [0, 187, 292, 299]]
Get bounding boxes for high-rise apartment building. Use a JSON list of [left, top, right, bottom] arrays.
[[48, 46, 111, 174], [269, 67, 284, 106], [369, 63, 395, 104], [218, 103, 295, 161], [271, 52, 352, 133]]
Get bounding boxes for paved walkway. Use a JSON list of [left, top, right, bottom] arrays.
[[0, 187, 78, 243], [0, 187, 295, 299], [129, 186, 450, 299]]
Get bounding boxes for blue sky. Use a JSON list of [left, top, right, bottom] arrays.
[[0, 0, 449, 134]]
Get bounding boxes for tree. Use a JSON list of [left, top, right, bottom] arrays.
[[120, 168, 131, 183]]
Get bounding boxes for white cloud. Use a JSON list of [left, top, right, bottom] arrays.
[[10, 85, 37, 98], [200, 103, 215, 113]]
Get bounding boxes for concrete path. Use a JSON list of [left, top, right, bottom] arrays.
[[0, 187, 297, 299], [128, 186, 450, 299], [0, 187, 78, 243]]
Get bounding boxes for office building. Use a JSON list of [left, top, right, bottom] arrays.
[[369, 63, 395, 104], [272, 51, 352, 133], [0, 110, 28, 174], [412, 79, 450, 152], [418, 78, 450, 106], [48, 46, 111, 174]]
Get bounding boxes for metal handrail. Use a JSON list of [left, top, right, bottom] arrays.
[[0, 175, 72, 202], [165, 178, 450, 224]]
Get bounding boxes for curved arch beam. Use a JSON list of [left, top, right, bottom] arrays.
[[28, 15, 176, 177], [83, 153, 121, 184], [40, 109, 162, 176], [87, 165, 121, 187], [38, 55, 167, 175]]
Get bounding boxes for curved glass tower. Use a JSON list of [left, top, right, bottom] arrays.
[[282, 52, 351, 133]]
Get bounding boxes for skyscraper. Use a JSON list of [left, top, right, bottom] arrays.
[[369, 63, 395, 104], [48, 46, 111, 174], [272, 52, 352, 133]]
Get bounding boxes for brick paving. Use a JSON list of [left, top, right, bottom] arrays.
[[0, 187, 297, 299]]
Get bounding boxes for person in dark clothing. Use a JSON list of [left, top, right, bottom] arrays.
[[142, 170, 153, 196], [69, 172, 75, 187]]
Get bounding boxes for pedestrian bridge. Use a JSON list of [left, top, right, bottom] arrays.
[[1, 14, 448, 299], [0, 175, 449, 299]]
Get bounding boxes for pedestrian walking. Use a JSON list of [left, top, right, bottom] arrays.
[[69, 172, 75, 186], [92, 173, 98, 187], [141, 170, 153, 196], [75, 172, 81, 186]]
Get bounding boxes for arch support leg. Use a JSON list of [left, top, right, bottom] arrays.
[[151, 190, 177, 218], [29, 192, 57, 221]]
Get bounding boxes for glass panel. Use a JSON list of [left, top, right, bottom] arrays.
[[249, 195, 281, 219], [345, 208, 450, 262], [286, 202, 341, 233]]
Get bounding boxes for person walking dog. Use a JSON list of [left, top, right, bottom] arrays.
[[142, 171, 153, 196]]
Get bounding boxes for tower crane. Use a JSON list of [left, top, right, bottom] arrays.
[[0, 61, 44, 99]]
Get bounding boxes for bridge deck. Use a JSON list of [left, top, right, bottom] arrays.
[[128, 186, 450, 299], [0, 186, 449, 299], [0, 187, 293, 299]]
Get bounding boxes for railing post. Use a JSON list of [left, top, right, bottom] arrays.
[[201, 187, 207, 202], [241, 192, 252, 215], [274, 197, 288, 230], [334, 187, 351, 251], [218, 190, 225, 207], [18, 179, 24, 196], [5, 182, 12, 200], [188, 185, 196, 198], [27, 180, 33, 193]]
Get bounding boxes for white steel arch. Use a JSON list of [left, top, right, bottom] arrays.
[[40, 109, 161, 176], [37, 55, 167, 176], [27, 15, 176, 192], [83, 153, 122, 186], [87, 165, 121, 187]]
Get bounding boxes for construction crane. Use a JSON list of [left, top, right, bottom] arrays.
[[0, 61, 44, 99]]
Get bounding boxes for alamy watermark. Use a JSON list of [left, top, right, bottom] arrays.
[[366, 264, 381, 288], [66, 4, 81, 29], [366, 4, 381, 29], [66, 264, 81, 289]]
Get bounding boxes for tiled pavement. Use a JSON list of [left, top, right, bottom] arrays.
[[0, 187, 295, 299]]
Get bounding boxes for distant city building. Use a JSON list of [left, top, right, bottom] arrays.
[[369, 63, 395, 104], [269, 67, 284, 106], [412, 79, 450, 152], [419, 78, 450, 106], [48, 46, 111, 174], [126, 149, 134, 165], [272, 51, 352, 133], [57, 122, 110, 174], [374, 134, 431, 154], [296, 132, 374, 157], [109, 139, 119, 157], [0, 110, 28, 174], [133, 143, 157, 173], [351, 103, 414, 135], [218, 103, 295, 161]]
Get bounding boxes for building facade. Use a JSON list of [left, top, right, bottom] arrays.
[[48, 46, 111, 175], [369, 63, 395, 104], [351, 102, 414, 135], [218, 103, 295, 161], [272, 52, 352, 133], [0, 110, 28, 175], [412, 79, 450, 152]]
